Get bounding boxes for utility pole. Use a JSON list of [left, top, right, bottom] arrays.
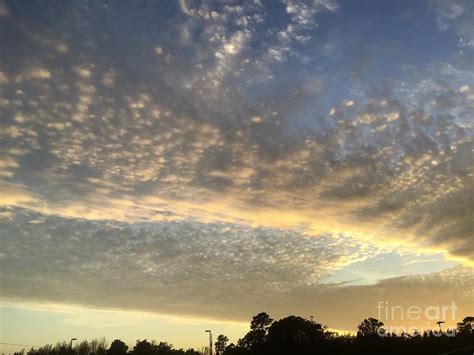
[[205, 330, 212, 355]]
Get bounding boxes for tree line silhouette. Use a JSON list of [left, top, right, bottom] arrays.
[[22, 313, 474, 355]]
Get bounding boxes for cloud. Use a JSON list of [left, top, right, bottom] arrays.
[[1, 207, 472, 330], [431, 0, 474, 47], [0, 207, 381, 319], [0, 3, 472, 262], [402, 258, 438, 266], [29, 67, 51, 79], [0, 0, 473, 326]]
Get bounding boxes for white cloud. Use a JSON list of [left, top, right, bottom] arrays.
[[385, 112, 400, 122], [73, 66, 92, 78], [431, 0, 474, 47], [29, 67, 51, 79]]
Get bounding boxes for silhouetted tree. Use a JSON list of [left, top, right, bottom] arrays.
[[29, 344, 53, 355], [78, 340, 92, 355], [214, 335, 229, 355], [357, 317, 385, 337], [184, 350, 200, 355], [221, 344, 246, 355], [196, 346, 209, 355], [132, 340, 154, 355], [107, 340, 128, 355], [237, 312, 273, 351], [250, 313, 273, 332], [23, 313, 474, 355], [91, 338, 108, 355], [457, 316, 474, 335], [55, 342, 74, 355], [155, 342, 173, 355], [265, 316, 327, 354]]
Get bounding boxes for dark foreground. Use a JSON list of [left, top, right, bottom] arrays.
[[25, 313, 474, 355]]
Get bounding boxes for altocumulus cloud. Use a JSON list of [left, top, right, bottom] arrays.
[[0, 0, 473, 327], [1, 207, 473, 330], [0, 207, 378, 315]]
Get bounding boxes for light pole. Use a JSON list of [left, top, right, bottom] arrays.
[[205, 330, 212, 355], [69, 338, 77, 350], [437, 321, 445, 333]]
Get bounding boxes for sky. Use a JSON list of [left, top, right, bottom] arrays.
[[0, 0, 473, 351]]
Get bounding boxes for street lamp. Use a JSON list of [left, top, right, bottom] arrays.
[[205, 330, 212, 355], [69, 338, 77, 350], [437, 321, 445, 333]]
